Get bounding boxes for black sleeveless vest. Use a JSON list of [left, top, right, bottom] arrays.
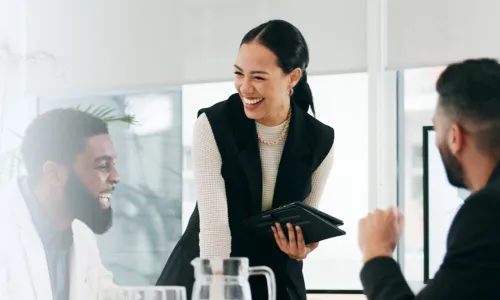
[[157, 93, 334, 300]]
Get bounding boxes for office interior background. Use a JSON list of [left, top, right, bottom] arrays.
[[0, 0, 497, 299]]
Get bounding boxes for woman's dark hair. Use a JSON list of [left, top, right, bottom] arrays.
[[241, 19, 315, 115]]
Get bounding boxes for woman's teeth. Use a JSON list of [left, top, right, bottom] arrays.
[[243, 97, 264, 105]]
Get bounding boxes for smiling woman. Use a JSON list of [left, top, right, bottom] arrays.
[[157, 19, 335, 300], [233, 20, 314, 127]]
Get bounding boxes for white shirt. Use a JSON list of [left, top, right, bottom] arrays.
[[0, 179, 116, 300]]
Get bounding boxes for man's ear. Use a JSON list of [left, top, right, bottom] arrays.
[[42, 161, 67, 187], [448, 123, 465, 155]]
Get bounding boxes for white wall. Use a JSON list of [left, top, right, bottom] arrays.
[[5, 1, 500, 127], [388, 0, 500, 69], [25, 0, 367, 97]]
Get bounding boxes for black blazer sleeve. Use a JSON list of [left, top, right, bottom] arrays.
[[359, 189, 500, 300]]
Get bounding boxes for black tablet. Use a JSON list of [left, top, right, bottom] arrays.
[[241, 202, 346, 244]]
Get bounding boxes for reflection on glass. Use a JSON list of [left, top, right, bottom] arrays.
[[126, 94, 174, 135]]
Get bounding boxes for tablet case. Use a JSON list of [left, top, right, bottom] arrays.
[[241, 201, 346, 244]]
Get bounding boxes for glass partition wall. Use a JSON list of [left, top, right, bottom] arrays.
[[0, 66, 448, 297]]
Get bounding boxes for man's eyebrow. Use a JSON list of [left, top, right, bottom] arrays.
[[94, 155, 115, 163]]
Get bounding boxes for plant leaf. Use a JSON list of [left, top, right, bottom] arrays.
[[75, 105, 138, 125], [102, 115, 138, 124]]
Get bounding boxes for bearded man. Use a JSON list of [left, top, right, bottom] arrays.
[[0, 108, 120, 300]]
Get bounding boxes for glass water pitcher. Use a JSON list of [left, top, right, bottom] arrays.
[[190, 257, 276, 300]]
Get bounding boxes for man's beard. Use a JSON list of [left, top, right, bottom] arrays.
[[438, 143, 467, 189], [65, 170, 112, 234]]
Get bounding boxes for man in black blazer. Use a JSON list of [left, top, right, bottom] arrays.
[[358, 58, 500, 300]]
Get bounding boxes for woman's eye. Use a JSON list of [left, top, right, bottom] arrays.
[[234, 71, 243, 76]]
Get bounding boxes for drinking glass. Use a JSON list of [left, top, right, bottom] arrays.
[[98, 286, 186, 300]]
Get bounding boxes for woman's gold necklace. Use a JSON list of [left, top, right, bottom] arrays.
[[257, 108, 292, 146]]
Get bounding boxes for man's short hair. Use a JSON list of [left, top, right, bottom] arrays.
[[437, 58, 500, 157], [21, 108, 109, 180]]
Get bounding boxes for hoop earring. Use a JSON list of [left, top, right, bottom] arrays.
[[289, 88, 294, 97]]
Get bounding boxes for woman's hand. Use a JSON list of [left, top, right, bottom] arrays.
[[271, 222, 319, 260]]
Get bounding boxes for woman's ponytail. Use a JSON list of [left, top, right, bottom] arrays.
[[291, 69, 315, 116]]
